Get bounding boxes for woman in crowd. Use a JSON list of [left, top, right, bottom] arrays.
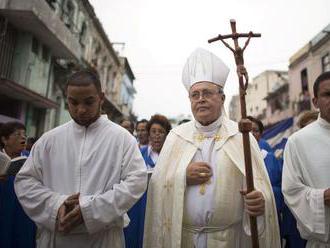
[[0, 122, 36, 248], [140, 114, 172, 173], [125, 114, 172, 248]]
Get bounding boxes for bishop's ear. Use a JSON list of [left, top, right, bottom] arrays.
[[221, 94, 226, 102]]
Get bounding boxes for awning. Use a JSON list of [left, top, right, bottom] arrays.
[[0, 78, 58, 109]]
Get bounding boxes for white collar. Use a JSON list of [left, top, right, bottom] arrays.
[[1, 148, 26, 161], [318, 116, 330, 130], [147, 145, 159, 156], [194, 115, 223, 135], [147, 145, 159, 164]]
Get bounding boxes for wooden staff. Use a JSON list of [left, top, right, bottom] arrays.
[[208, 19, 261, 248]]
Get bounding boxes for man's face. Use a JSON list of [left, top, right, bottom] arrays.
[[189, 82, 225, 126], [67, 84, 104, 127], [136, 122, 148, 145], [313, 79, 330, 123]]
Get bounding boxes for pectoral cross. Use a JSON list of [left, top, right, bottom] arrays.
[[199, 179, 211, 195], [197, 133, 221, 195]]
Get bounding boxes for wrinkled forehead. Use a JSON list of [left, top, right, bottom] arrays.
[[189, 81, 223, 92]]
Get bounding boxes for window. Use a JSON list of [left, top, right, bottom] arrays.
[[300, 68, 308, 92], [32, 37, 39, 54], [63, 0, 75, 29], [79, 22, 87, 46], [42, 45, 50, 61], [45, 0, 56, 9], [322, 53, 330, 73], [95, 43, 101, 54]]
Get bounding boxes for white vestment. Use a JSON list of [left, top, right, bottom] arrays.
[[282, 117, 330, 247], [144, 116, 280, 248], [14, 115, 147, 248]]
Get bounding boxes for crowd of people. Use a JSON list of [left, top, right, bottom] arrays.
[[0, 122, 36, 247], [0, 48, 329, 248]]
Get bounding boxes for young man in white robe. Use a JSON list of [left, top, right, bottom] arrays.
[[14, 70, 148, 248], [282, 71, 330, 247], [143, 48, 280, 248]]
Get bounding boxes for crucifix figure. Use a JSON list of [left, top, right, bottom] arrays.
[[219, 31, 254, 87], [208, 19, 261, 248]]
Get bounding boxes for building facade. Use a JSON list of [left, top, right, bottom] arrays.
[[117, 57, 136, 119], [0, 0, 131, 137], [228, 94, 241, 122], [246, 70, 288, 125], [264, 78, 290, 126], [289, 23, 330, 116]]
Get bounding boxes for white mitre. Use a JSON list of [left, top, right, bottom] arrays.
[[182, 48, 230, 91]]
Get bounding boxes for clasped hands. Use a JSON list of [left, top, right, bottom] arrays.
[[186, 162, 265, 217], [57, 193, 83, 234]]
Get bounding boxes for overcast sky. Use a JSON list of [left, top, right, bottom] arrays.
[[89, 0, 330, 120]]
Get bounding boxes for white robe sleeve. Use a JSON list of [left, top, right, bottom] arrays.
[[79, 138, 147, 234], [282, 139, 328, 241], [14, 139, 68, 231]]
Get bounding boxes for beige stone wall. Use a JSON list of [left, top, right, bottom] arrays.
[[289, 37, 330, 114], [246, 70, 288, 122], [228, 95, 241, 122]]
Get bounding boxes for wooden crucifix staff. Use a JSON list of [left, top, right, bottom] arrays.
[[208, 19, 261, 248]]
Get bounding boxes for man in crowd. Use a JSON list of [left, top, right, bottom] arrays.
[[282, 71, 330, 247], [14, 70, 147, 248], [144, 48, 280, 247], [136, 119, 149, 149], [120, 118, 135, 135]]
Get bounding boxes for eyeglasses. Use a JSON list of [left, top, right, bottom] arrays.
[[189, 89, 223, 102], [10, 131, 27, 138], [149, 129, 166, 136]]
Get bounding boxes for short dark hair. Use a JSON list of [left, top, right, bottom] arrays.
[[0, 121, 26, 148], [313, 71, 330, 98], [136, 119, 148, 129], [66, 69, 102, 94], [120, 118, 135, 130], [247, 116, 264, 134], [147, 114, 172, 134]]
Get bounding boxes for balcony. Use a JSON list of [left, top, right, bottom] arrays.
[[0, 0, 81, 59]]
